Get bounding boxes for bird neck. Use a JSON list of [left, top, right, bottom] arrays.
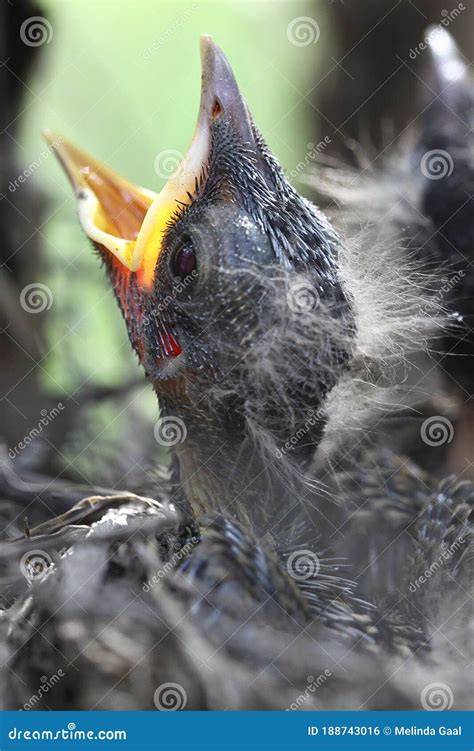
[[160, 397, 313, 530], [172, 411, 262, 524]]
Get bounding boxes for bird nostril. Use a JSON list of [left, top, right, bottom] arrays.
[[211, 98, 222, 120]]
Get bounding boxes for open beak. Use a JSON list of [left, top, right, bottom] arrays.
[[45, 36, 254, 290]]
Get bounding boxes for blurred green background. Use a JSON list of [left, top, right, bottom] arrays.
[[21, 0, 325, 394]]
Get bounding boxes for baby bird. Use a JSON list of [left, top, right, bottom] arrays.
[[0, 35, 471, 711]]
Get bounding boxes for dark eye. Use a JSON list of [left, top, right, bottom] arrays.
[[171, 239, 196, 281]]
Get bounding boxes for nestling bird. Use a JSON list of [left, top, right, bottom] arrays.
[[0, 35, 471, 711], [44, 36, 355, 532]]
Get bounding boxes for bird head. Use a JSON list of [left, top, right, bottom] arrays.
[[47, 37, 354, 518]]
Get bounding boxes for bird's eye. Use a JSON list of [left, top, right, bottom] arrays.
[[171, 239, 197, 282]]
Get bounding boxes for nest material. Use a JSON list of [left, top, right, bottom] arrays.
[[0, 444, 471, 711]]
